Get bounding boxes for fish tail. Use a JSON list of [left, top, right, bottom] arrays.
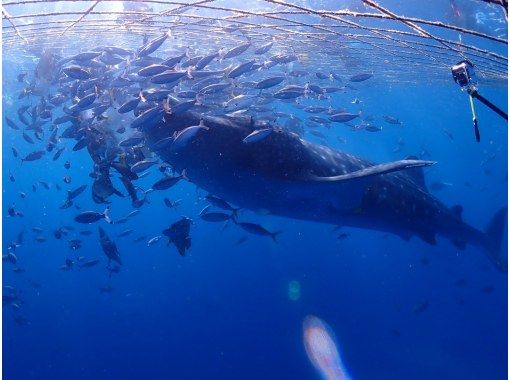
[[271, 231, 282, 243], [163, 97, 171, 114], [181, 169, 189, 181], [195, 93, 204, 106], [103, 206, 113, 224], [221, 220, 230, 232]]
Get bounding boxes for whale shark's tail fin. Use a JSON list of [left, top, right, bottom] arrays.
[[484, 207, 507, 272], [271, 231, 282, 243]]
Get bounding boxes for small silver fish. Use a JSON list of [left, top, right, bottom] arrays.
[[172, 120, 209, 148], [147, 235, 162, 246], [243, 128, 273, 144]]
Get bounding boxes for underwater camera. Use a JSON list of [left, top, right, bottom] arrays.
[[451, 60, 477, 91], [451, 60, 507, 142]]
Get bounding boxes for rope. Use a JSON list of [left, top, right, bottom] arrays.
[[60, 0, 101, 36], [1, 0, 506, 82]]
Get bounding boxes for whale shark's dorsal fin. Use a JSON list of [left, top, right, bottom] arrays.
[[404, 155, 428, 191], [309, 160, 437, 183]]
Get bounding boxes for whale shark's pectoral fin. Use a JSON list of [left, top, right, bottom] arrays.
[[308, 160, 436, 212], [309, 160, 437, 183], [404, 155, 429, 191]]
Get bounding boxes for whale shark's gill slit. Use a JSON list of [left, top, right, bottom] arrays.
[[308, 159, 437, 183]]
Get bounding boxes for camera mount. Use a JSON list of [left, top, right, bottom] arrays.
[[451, 60, 507, 142]]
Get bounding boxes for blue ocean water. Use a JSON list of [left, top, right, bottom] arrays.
[[2, 1, 508, 379]]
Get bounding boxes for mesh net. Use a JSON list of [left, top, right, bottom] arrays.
[[2, 0, 508, 84]]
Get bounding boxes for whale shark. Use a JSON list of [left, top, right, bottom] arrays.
[[142, 111, 507, 270]]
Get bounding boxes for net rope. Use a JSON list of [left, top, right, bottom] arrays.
[[2, 0, 508, 83]]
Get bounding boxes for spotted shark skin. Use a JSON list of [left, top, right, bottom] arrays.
[[143, 111, 507, 270]]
